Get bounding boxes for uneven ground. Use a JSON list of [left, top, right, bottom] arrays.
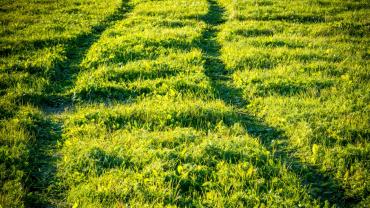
[[0, 0, 369, 207]]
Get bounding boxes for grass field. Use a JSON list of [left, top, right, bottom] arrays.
[[0, 0, 369, 207]]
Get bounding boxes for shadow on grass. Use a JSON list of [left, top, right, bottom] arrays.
[[24, 116, 63, 207], [198, 0, 356, 206], [72, 85, 151, 104], [106, 67, 182, 83], [84, 147, 134, 176]]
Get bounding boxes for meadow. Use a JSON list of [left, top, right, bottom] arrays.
[[0, 0, 369, 207]]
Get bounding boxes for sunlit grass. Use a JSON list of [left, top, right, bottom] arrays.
[[220, 0, 370, 204], [1, 0, 369, 207]]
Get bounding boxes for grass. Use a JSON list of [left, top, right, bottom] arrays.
[[1, 0, 369, 207], [0, 0, 123, 206], [219, 0, 369, 205]]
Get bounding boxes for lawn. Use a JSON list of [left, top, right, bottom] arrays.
[[0, 0, 369, 207]]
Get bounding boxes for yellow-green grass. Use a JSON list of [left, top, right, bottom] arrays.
[[220, 0, 370, 204], [60, 119, 320, 207], [1, 0, 369, 207], [0, 0, 123, 111], [73, 50, 213, 102], [1, 0, 124, 207]]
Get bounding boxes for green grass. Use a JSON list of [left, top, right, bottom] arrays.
[[1, 0, 123, 206], [1, 0, 369, 207], [219, 0, 369, 204]]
